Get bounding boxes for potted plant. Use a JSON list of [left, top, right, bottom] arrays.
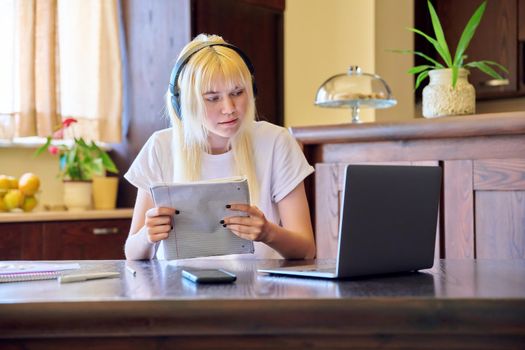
[[397, 0, 508, 118], [35, 118, 119, 210]]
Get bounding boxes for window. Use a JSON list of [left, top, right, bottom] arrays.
[[0, 0, 122, 143]]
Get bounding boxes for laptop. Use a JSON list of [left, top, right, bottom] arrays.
[[258, 164, 442, 279]]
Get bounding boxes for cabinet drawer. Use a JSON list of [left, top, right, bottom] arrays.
[[43, 219, 130, 260], [0, 223, 43, 260]]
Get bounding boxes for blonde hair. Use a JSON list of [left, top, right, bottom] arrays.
[[166, 34, 259, 202]]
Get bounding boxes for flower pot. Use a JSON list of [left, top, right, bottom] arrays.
[[92, 176, 119, 210], [422, 68, 475, 118], [63, 180, 92, 211]]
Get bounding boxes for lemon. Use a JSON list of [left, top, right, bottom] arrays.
[[19, 173, 41, 196], [7, 176, 18, 189], [3, 189, 24, 210], [22, 196, 38, 212], [0, 175, 9, 191]]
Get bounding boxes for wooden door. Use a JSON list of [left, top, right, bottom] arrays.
[[191, 0, 284, 126]]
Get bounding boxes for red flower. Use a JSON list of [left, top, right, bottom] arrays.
[[48, 145, 59, 155], [53, 128, 64, 139], [62, 118, 78, 128]]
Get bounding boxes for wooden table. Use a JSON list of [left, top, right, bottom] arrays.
[[1, 258, 524, 349]]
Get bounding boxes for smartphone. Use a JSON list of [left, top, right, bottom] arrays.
[[181, 268, 237, 284]]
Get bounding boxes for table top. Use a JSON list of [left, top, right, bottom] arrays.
[[1, 258, 525, 303]]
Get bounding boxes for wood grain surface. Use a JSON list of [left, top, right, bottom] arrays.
[[0, 259, 524, 349]]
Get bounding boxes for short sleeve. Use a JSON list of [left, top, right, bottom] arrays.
[[124, 132, 165, 191], [271, 128, 314, 202]]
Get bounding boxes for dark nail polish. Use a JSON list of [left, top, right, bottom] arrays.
[[226, 204, 231, 208], [222, 224, 227, 228], [175, 210, 180, 215], [220, 220, 224, 224], [171, 226, 173, 230]]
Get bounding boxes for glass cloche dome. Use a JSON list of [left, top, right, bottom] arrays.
[[314, 66, 397, 123]]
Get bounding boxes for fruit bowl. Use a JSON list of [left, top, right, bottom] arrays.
[[0, 173, 41, 212]]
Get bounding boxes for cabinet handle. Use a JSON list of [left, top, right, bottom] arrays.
[[482, 78, 509, 87], [92, 227, 119, 235]]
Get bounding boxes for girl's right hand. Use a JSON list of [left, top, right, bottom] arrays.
[[144, 207, 177, 243]]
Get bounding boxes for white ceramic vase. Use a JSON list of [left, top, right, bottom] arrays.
[[422, 68, 475, 118], [63, 181, 92, 211]]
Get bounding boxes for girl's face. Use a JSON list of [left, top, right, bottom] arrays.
[[202, 76, 248, 152]]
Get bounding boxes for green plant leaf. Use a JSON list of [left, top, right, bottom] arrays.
[[415, 70, 430, 90], [33, 137, 52, 157], [453, 1, 486, 67], [465, 61, 506, 80], [407, 65, 433, 74], [408, 28, 451, 67], [452, 66, 458, 88], [427, 0, 452, 67], [393, 49, 444, 68], [476, 60, 509, 73]]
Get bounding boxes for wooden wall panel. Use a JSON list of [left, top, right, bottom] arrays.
[[114, 0, 191, 207], [443, 160, 475, 259], [474, 159, 525, 190], [476, 191, 525, 259], [315, 164, 340, 259], [321, 135, 525, 164]]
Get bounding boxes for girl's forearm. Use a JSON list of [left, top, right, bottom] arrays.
[[263, 221, 316, 259], [124, 226, 157, 260]]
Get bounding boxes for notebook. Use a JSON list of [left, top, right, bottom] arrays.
[[150, 176, 254, 259], [258, 164, 442, 279], [0, 262, 80, 283]]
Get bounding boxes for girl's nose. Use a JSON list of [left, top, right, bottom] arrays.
[[221, 97, 235, 115]]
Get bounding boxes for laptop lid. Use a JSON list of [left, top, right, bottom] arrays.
[[335, 164, 442, 278], [258, 164, 442, 279]]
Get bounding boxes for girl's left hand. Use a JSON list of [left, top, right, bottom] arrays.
[[223, 204, 270, 242]]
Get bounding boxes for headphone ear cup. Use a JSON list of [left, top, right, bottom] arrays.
[[171, 93, 182, 120]]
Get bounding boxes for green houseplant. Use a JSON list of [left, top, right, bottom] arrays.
[[397, 1, 508, 117], [35, 118, 119, 210], [35, 118, 118, 181]]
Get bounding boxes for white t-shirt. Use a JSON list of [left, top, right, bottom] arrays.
[[124, 121, 314, 259]]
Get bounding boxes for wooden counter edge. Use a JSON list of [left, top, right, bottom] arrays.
[[289, 111, 525, 144], [1, 298, 524, 338], [0, 208, 134, 223]]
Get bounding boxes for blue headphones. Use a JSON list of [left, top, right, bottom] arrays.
[[168, 42, 257, 120]]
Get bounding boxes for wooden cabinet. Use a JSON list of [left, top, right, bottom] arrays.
[[0, 218, 130, 260], [415, 0, 524, 99], [291, 112, 525, 259]]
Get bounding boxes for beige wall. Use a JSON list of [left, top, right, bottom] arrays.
[[375, 0, 415, 122], [284, 0, 415, 127]]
